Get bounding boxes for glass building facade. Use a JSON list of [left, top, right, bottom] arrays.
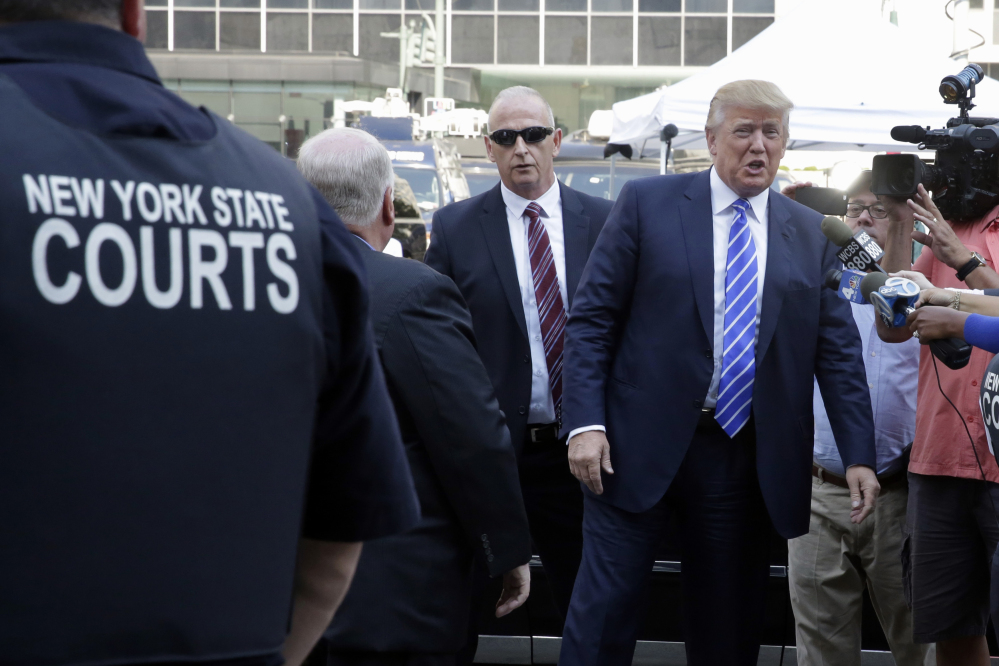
[[146, 0, 776, 135]]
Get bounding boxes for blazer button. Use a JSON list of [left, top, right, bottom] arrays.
[[519, 406, 527, 415], [481, 534, 488, 542], [704, 350, 712, 358], [693, 399, 702, 409], [487, 554, 495, 562], [483, 540, 490, 548], [523, 354, 529, 363]]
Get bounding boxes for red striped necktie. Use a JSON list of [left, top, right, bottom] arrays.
[[525, 201, 566, 425]]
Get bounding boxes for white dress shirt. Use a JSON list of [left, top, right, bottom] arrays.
[[501, 179, 566, 425], [813, 302, 919, 476], [567, 167, 769, 440]]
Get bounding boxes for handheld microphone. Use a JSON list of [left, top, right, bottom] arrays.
[[859, 273, 972, 370], [823, 268, 868, 304], [820, 216, 888, 274]]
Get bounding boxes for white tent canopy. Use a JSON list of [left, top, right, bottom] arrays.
[[609, 0, 999, 154]]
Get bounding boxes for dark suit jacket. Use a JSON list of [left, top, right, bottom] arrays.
[[325, 237, 532, 653], [562, 170, 877, 538], [425, 182, 614, 451]]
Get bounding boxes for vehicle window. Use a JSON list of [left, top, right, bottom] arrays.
[[554, 165, 658, 200], [465, 172, 501, 197], [395, 166, 442, 220]]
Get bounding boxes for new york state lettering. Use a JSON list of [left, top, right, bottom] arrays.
[[24, 174, 299, 314]]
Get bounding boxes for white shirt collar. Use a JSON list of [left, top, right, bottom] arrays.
[[709, 166, 769, 223], [500, 178, 561, 219]]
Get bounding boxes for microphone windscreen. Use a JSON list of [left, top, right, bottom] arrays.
[[860, 272, 889, 303], [823, 268, 842, 291], [820, 215, 855, 248], [663, 124, 679, 140], [890, 125, 927, 143]]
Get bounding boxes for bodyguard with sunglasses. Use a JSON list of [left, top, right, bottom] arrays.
[[783, 173, 933, 666], [425, 86, 613, 656]]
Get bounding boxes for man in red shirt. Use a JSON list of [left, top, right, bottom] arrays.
[[881, 184, 999, 666]]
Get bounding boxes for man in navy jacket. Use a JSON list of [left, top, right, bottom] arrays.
[[559, 80, 879, 666]]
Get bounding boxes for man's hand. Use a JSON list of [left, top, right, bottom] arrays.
[[909, 184, 973, 270], [845, 466, 880, 524], [890, 270, 934, 290], [881, 194, 913, 225], [906, 306, 969, 342], [780, 181, 813, 201], [568, 430, 614, 494], [496, 564, 530, 618]]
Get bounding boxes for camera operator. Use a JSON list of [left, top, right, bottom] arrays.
[[878, 182, 999, 666], [783, 173, 932, 666]]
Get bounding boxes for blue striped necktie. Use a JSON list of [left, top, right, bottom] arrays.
[[715, 198, 757, 438]]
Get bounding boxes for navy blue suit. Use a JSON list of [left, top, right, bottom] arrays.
[[559, 170, 876, 666], [425, 181, 612, 655]]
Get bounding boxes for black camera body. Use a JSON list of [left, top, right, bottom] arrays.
[[871, 64, 999, 223]]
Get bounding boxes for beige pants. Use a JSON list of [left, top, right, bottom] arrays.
[[788, 474, 935, 666]]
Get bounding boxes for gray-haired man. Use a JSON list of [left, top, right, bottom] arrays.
[[298, 128, 533, 666]]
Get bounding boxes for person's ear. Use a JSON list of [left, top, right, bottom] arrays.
[[551, 127, 562, 158], [383, 187, 396, 227], [485, 137, 497, 164], [121, 0, 146, 40], [706, 127, 717, 157]]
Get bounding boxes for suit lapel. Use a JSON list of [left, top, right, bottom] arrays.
[[755, 194, 793, 364], [478, 185, 529, 340], [559, 182, 591, 310], [678, 171, 715, 345]]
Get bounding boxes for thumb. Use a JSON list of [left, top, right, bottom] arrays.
[[912, 230, 932, 246], [848, 479, 861, 509], [601, 442, 614, 475]]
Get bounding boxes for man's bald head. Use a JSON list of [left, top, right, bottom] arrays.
[[487, 86, 554, 131]]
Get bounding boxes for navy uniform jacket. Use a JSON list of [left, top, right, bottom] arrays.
[[425, 182, 614, 451], [0, 20, 418, 666], [562, 171, 876, 538], [324, 237, 531, 652]]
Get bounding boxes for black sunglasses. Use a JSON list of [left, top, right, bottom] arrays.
[[489, 126, 554, 146]]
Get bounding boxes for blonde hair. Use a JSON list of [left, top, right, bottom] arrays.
[[705, 80, 793, 142]]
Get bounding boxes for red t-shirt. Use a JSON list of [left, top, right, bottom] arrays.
[[910, 205, 999, 481]]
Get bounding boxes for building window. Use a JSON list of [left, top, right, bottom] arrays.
[[313, 13, 354, 52], [359, 14, 402, 62], [360, 0, 401, 10], [269, 0, 309, 7], [684, 0, 725, 12], [545, 16, 587, 65], [147, 0, 167, 5], [638, 0, 680, 11], [222, 0, 261, 6], [315, 0, 352, 7], [994, 11, 999, 44], [638, 15, 679, 65], [684, 16, 725, 65], [732, 16, 771, 50], [497, 16, 540, 63], [268, 13, 309, 51], [174, 11, 217, 49], [176, 0, 215, 6], [732, 0, 773, 11], [146, 10, 169, 48], [592, 0, 632, 11], [220, 12, 261, 50], [498, 0, 539, 11], [453, 0, 494, 9], [970, 0, 983, 8], [452, 15, 494, 62], [591, 17, 632, 65], [547, 0, 586, 10]]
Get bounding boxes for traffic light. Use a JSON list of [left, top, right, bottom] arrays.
[[419, 15, 436, 65]]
